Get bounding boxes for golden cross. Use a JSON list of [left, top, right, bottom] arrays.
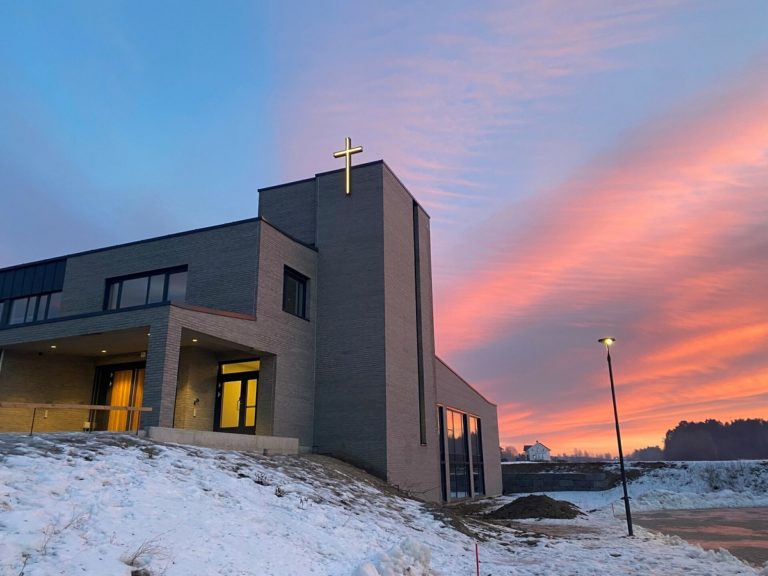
[[332, 136, 363, 195]]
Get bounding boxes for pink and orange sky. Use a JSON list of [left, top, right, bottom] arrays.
[[1, 1, 767, 455]]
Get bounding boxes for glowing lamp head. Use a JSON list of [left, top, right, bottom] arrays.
[[598, 337, 616, 348]]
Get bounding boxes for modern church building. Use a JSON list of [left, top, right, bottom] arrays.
[[0, 159, 501, 502]]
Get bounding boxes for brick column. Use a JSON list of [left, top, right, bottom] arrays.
[[142, 318, 182, 428], [255, 354, 275, 437]]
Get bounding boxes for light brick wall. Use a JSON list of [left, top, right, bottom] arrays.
[[254, 222, 317, 445], [174, 346, 218, 431], [0, 350, 94, 432], [435, 358, 503, 497], [382, 166, 441, 500]]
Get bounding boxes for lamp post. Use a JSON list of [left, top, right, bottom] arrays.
[[598, 337, 633, 537]]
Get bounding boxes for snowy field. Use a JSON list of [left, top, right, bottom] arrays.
[[1, 434, 767, 575]]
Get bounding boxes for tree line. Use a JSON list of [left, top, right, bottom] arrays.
[[630, 419, 768, 460]]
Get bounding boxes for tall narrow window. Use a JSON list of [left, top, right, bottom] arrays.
[[47, 292, 62, 319], [147, 274, 165, 303], [439, 408, 483, 501], [282, 266, 308, 319], [438, 406, 447, 501], [413, 201, 426, 444], [446, 409, 470, 499], [8, 298, 27, 325], [470, 416, 485, 496], [166, 271, 187, 302]]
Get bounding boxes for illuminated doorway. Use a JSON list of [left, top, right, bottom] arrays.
[[92, 363, 145, 432], [214, 360, 259, 434]]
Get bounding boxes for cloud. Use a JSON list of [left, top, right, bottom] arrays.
[[436, 57, 768, 349], [268, 1, 676, 209], [438, 58, 768, 453], [262, 2, 767, 454]]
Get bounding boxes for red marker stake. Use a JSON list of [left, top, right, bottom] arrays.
[[475, 542, 480, 576]]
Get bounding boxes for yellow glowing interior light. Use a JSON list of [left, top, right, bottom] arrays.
[[220, 381, 240, 428], [598, 337, 616, 347]]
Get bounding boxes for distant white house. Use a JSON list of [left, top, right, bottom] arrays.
[[523, 441, 551, 462]]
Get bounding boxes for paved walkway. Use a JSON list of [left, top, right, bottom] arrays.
[[634, 507, 768, 567]]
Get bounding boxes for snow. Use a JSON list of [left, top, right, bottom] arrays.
[[0, 434, 766, 575], [499, 460, 768, 513]]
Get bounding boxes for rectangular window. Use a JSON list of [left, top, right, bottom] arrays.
[[470, 416, 485, 496], [282, 267, 308, 319], [34, 294, 49, 321], [120, 277, 149, 308], [446, 409, 470, 499], [3, 291, 63, 326], [438, 407, 483, 501], [166, 271, 187, 302], [8, 298, 27, 325], [438, 406, 447, 502], [105, 267, 187, 311], [24, 295, 38, 323], [147, 274, 165, 304], [47, 292, 62, 319]]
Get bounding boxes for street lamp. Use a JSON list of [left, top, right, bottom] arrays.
[[598, 337, 634, 537]]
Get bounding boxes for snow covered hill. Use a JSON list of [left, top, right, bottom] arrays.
[[0, 434, 766, 575]]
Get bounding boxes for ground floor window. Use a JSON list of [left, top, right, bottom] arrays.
[[215, 359, 260, 434], [470, 416, 485, 496], [439, 406, 485, 501], [92, 364, 145, 432], [447, 408, 470, 499]]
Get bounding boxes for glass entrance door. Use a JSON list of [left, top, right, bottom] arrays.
[[213, 372, 259, 434], [92, 364, 145, 432]]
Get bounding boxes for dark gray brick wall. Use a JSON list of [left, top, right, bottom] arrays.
[[312, 164, 388, 476], [502, 470, 614, 493], [61, 220, 261, 317], [258, 178, 317, 246]]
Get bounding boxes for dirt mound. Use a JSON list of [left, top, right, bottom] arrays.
[[487, 495, 584, 520]]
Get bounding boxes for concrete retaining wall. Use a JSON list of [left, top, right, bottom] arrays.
[[147, 427, 299, 454], [502, 463, 617, 493]]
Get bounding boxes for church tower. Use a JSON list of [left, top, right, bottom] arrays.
[[259, 160, 442, 499]]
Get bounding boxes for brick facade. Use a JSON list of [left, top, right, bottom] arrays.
[[0, 161, 501, 502]]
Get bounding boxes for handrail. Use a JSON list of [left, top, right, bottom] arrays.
[[0, 402, 152, 435], [0, 402, 151, 412]]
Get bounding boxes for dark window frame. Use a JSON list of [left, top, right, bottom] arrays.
[[446, 408, 470, 499], [470, 416, 485, 496], [282, 266, 309, 320], [104, 266, 187, 311], [0, 290, 63, 327], [438, 405, 484, 501]]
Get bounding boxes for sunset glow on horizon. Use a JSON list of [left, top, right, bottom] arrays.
[[2, 1, 767, 456]]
